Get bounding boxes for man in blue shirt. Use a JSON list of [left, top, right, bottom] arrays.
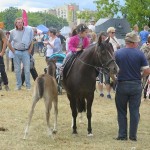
[[114, 32, 150, 141], [139, 25, 149, 45]]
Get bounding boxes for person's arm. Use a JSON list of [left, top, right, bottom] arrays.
[[142, 68, 150, 77], [8, 41, 15, 53], [0, 36, 7, 56], [68, 36, 78, 52], [28, 41, 33, 54], [8, 31, 15, 53], [53, 38, 62, 53]]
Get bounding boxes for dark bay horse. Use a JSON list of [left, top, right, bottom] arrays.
[[23, 59, 58, 139], [62, 38, 118, 136]]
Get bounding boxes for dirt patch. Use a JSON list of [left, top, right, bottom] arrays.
[[0, 127, 8, 131]]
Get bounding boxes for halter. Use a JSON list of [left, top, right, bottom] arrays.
[[77, 45, 115, 73]]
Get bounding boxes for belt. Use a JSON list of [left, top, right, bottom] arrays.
[[15, 49, 28, 51], [118, 80, 141, 83]]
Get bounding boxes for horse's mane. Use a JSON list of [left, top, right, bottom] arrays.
[[80, 43, 97, 59]]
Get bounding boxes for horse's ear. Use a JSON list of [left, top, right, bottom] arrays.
[[53, 58, 57, 63], [98, 35, 102, 46], [105, 37, 110, 43]]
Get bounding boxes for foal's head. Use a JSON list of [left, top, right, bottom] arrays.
[[97, 35, 118, 74], [46, 58, 57, 77]]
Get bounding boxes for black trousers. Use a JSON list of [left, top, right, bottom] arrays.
[[0, 56, 8, 85], [21, 67, 38, 85], [11, 58, 14, 72]]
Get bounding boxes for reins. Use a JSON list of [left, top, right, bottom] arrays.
[[77, 58, 100, 72]]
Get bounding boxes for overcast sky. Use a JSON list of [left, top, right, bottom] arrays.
[[0, 0, 124, 12], [0, 0, 97, 11]]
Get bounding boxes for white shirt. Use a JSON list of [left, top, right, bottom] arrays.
[[109, 37, 120, 52], [46, 38, 55, 57]]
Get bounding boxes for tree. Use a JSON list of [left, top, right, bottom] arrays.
[[94, 0, 121, 20], [121, 0, 150, 30], [76, 10, 96, 23], [0, 7, 68, 31], [3, 7, 21, 30], [76, 0, 121, 23]]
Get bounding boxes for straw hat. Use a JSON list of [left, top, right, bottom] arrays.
[[125, 32, 140, 43]]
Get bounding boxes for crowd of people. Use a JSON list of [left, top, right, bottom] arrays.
[[0, 16, 150, 141]]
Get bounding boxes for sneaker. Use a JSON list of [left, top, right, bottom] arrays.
[[107, 94, 112, 99], [15, 87, 21, 91], [5, 85, 10, 91], [0, 85, 2, 90], [100, 93, 104, 97], [26, 87, 31, 91]]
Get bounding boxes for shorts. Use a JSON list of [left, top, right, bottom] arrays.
[[98, 71, 110, 84]]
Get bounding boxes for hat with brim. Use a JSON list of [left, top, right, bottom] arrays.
[[125, 32, 140, 43]]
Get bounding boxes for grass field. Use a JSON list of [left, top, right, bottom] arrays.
[[0, 53, 150, 150]]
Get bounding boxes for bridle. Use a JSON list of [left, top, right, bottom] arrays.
[[77, 44, 115, 72]]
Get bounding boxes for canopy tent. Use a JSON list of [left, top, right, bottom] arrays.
[[95, 18, 131, 47], [60, 26, 71, 36], [95, 18, 130, 39], [36, 24, 49, 34]]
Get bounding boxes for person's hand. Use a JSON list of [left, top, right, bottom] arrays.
[[28, 49, 32, 54], [76, 48, 82, 51], [0, 52, 4, 57], [117, 44, 120, 49]]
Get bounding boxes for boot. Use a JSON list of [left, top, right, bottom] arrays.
[[5, 85, 10, 91]]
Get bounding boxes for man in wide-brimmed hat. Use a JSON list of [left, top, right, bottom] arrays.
[[114, 32, 150, 141]]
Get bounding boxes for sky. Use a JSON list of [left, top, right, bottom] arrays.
[[0, 0, 125, 12], [0, 0, 97, 12]]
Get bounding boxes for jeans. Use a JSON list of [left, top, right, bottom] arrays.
[[13, 50, 30, 88], [115, 80, 142, 139]]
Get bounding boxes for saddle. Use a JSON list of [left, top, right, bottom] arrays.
[[63, 50, 83, 79]]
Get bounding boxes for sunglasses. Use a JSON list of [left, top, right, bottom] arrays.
[[111, 32, 115, 34]]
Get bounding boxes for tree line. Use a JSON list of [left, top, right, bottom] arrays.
[[0, 7, 68, 31], [0, 0, 150, 31], [78, 0, 150, 30]]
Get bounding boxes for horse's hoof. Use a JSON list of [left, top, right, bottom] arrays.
[[87, 133, 93, 137], [72, 131, 78, 134], [23, 136, 27, 140], [52, 130, 57, 134]]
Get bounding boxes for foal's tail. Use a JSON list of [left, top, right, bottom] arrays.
[[77, 98, 86, 113], [35, 75, 45, 98]]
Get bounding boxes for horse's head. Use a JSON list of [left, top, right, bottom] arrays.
[[97, 37, 119, 74], [46, 58, 57, 77]]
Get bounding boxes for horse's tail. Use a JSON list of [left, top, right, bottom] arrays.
[[35, 75, 45, 99], [77, 98, 86, 113]]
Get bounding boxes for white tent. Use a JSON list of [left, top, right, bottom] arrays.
[[60, 26, 71, 36]]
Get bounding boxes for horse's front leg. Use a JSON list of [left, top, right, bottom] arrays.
[[68, 95, 77, 134], [86, 94, 94, 136]]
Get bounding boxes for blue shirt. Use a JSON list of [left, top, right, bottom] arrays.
[[139, 30, 149, 44], [115, 47, 148, 81]]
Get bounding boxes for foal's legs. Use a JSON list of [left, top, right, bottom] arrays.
[[53, 96, 58, 133], [44, 96, 53, 137], [86, 93, 94, 136], [23, 95, 39, 139], [68, 94, 77, 134]]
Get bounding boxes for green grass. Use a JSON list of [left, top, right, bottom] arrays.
[[0, 53, 150, 150]]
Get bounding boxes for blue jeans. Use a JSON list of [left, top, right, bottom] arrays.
[[115, 80, 142, 139], [13, 50, 30, 88]]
